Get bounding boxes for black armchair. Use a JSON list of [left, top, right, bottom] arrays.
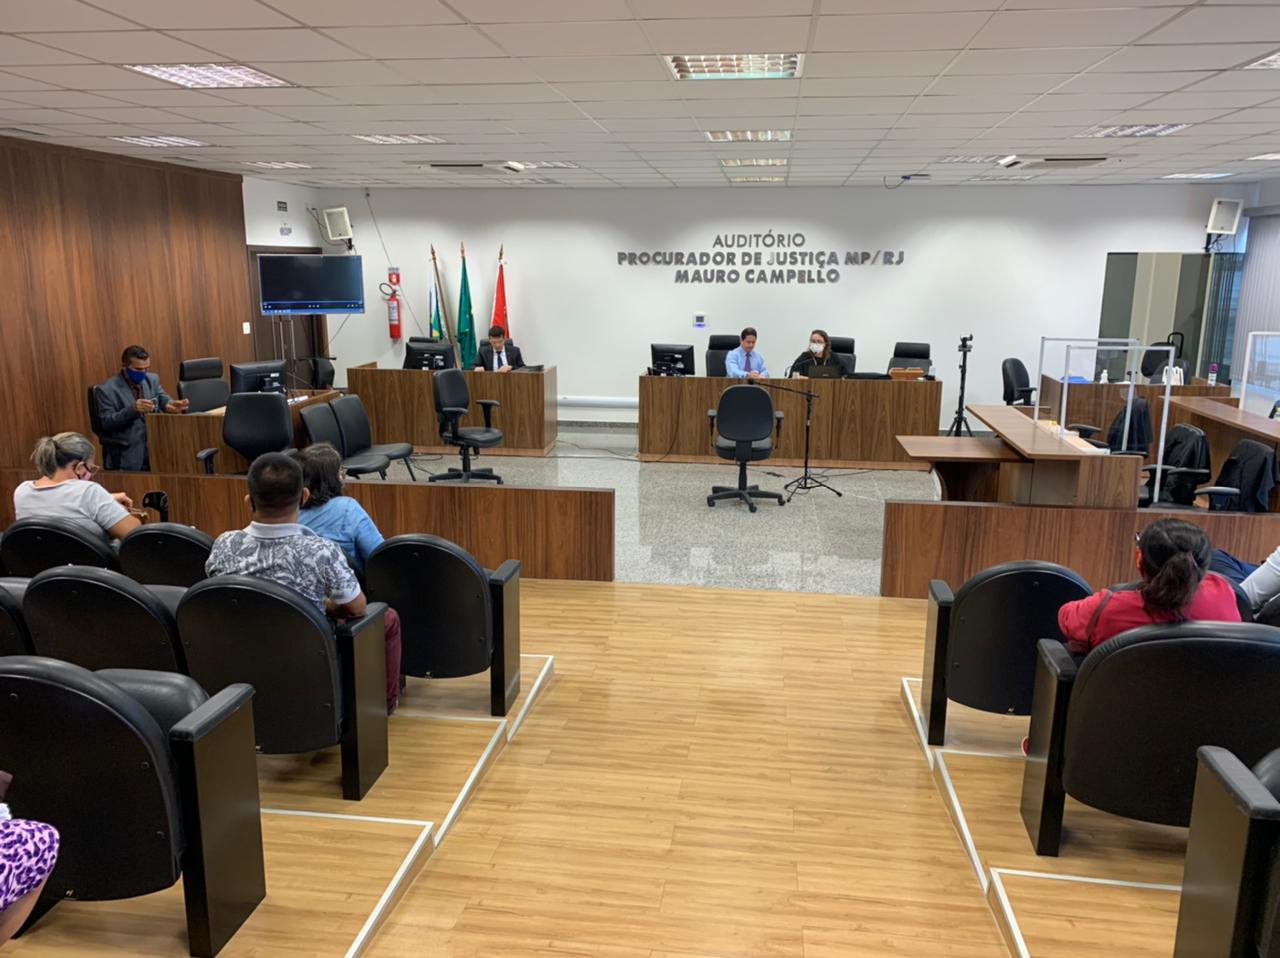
[[706, 385, 785, 512], [118, 522, 214, 588], [197, 392, 293, 475], [331, 394, 416, 481], [23, 566, 186, 672], [1020, 622, 1280, 856], [300, 402, 391, 479], [829, 336, 856, 375], [1202, 438, 1280, 513], [429, 368, 503, 484], [0, 657, 263, 957], [0, 516, 118, 577], [922, 561, 1090, 746], [177, 358, 231, 413], [1001, 358, 1036, 406], [0, 577, 31, 655], [706, 334, 740, 377], [366, 534, 521, 716], [176, 576, 388, 800], [888, 341, 930, 372], [1070, 396, 1153, 456]]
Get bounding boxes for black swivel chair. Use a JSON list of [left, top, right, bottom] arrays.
[[1138, 423, 1215, 508], [299, 402, 391, 479], [1204, 439, 1280, 513], [1071, 396, 1154, 456], [0, 517, 118, 577], [830, 336, 856, 375], [331, 394, 416, 481], [86, 385, 128, 471], [0, 577, 32, 655], [706, 385, 785, 512], [0, 657, 263, 957], [177, 358, 231, 413], [1020, 621, 1280, 856], [705, 334, 739, 377], [922, 561, 1091, 746], [366, 535, 521, 716], [118, 523, 214, 588], [23, 566, 186, 672], [1142, 337, 1183, 380], [888, 342, 931, 372], [197, 391, 294, 474], [430, 368, 502, 484], [176, 576, 389, 800], [1172, 746, 1280, 957], [1001, 358, 1036, 406]]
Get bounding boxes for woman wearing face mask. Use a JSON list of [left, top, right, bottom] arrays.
[[13, 433, 140, 540], [789, 329, 844, 379]]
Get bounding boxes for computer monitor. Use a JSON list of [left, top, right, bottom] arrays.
[[650, 343, 695, 376], [229, 360, 286, 394], [403, 340, 456, 370]]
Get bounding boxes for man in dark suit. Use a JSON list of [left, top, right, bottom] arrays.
[[474, 325, 526, 373]]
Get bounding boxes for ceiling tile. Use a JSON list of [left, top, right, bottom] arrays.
[[814, 13, 988, 51], [321, 25, 504, 58], [1142, 7, 1280, 44], [248, 60, 412, 86], [5, 64, 174, 88], [264, 0, 460, 26], [327, 83, 564, 104], [913, 93, 1039, 112], [23, 30, 226, 63], [382, 58, 538, 84], [0, 90, 130, 108], [631, 0, 811, 14], [643, 17, 812, 51], [1057, 70, 1211, 93], [0, 72, 58, 91], [927, 74, 1070, 94], [1187, 71, 1280, 93], [170, 28, 358, 61], [452, 0, 631, 20], [798, 95, 914, 114], [1027, 92, 1157, 110], [1143, 90, 1278, 110], [583, 101, 690, 118], [96, 0, 297, 28], [0, 35, 91, 66], [479, 21, 651, 57], [945, 48, 1115, 74], [166, 104, 290, 122], [896, 111, 1010, 126], [970, 9, 1180, 48], [100, 88, 241, 106], [804, 51, 956, 77], [522, 56, 669, 82], [198, 87, 340, 105], [0, 0, 136, 31], [1096, 43, 1276, 72], [801, 77, 932, 95]]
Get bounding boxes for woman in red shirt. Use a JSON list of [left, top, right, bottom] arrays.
[[1058, 518, 1242, 654]]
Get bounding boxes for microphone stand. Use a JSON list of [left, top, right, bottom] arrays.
[[756, 375, 842, 502]]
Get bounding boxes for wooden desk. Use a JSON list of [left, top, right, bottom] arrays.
[[638, 375, 942, 469], [347, 365, 557, 457], [145, 389, 339, 475], [897, 436, 1026, 501], [1169, 397, 1280, 509]]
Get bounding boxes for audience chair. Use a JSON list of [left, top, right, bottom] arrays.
[[118, 522, 214, 589], [0, 577, 31, 655], [1202, 439, 1280, 513], [1255, 593, 1280, 627], [922, 561, 1090, 746], [176, 576, 389, 800], [1020, 621, 1280, 856], [299, 402, 391, 478], [1001, 358, 1036, 406], [887, 341, 931, 373], [705, 334, 739, 377], [197, 392, 293, 475], [366, 534, 521, 716], [177, 358, 231, 413], [1070, 396, 1154, 456], [430, 369, 503, 484], [0, 516, 118, 577], [1139, 423, 1212, 507], [1171, 746, 1280, 958], [0, 656, 263, 957], [706, 385, 785, 512], [331, 394, 416, 481], [87, 385, 129, 471], [829, 336, 856, 375], [24, 566, 186, 673]]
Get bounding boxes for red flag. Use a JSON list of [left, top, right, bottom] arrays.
[[491, 247, 509, 335]]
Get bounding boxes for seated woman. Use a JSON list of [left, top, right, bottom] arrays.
[[13, 433, 139, 541], [0, 771, 59, 945], [1058, 518, 1241, 654], [789, 329, 845, 378]]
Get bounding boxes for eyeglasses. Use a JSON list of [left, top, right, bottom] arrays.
[[76, 461, 100, 478]]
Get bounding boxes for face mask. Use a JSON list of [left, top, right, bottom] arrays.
[[809, 342, 824, 355], [125, 368, 148, 384]]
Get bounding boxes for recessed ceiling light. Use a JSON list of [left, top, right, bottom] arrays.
[[505, 160, 580, 170], [997, 155, 1019, 167], [667, 54, 802, 80], [1244, 50, 1280, 70], [352, 134, 447, 145], [940, 155, 1007, 163], [1075, 123, 1189, 138], [1162, 172, 1232, 179], [124, 63, 289, 89], [730, 176, 786, 184], [706, 129, 792, 142], [720, 158, 788, 167], [110, 135, 208, 147], [244, 161, 312, 170], [1247, 152, 1280, 161]]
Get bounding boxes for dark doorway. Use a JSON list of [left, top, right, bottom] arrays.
[[246, 245, 329, 390]]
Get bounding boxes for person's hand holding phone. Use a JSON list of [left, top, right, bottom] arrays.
[[134, 398, 156, 413]]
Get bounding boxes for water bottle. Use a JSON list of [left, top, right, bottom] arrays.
[[1099, 369, 1109, 384], [1207, 363, 1218, 387]]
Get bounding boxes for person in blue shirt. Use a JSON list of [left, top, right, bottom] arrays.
[[294, 442, 386, 573], [724, 326, 769, 380]]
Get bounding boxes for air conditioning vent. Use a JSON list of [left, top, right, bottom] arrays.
[[428, 162, 502, 175], [1007, 155, 1110, 170]]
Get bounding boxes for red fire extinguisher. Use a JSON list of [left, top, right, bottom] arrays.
[[382, 266, 402, 340]]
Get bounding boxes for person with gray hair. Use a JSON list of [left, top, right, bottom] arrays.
[[12, 432, 140, 540]]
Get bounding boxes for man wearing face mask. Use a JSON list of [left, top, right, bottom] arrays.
[[93, 345, 189, 471]]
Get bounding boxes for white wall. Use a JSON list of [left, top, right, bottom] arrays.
[[1259, 178, 1280, 207], [242, 177, 327, 248], [306, 182, 1258, 425]]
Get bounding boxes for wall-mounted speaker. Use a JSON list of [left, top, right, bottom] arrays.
[[322, 206, 353, 241], [1206, 197, 1243, 236]]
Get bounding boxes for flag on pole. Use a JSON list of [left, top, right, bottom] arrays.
[[457, 243, 477, 369], [491, 244, 509, 336], [428, 269, 444, 339]]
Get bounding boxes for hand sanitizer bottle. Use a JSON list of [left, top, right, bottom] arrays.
[[1099, 368, 1109, 384], [1207, 363, 1218, 387]]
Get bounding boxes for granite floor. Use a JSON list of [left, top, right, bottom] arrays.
[[386, 425, 940, 596]]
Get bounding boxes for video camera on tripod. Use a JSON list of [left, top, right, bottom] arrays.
[[947, 334, 975, 437]]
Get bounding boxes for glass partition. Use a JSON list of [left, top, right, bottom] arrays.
[[1237, 331, 1280, 419]]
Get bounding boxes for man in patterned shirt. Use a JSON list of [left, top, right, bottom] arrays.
[[206, 452, 402, 711]]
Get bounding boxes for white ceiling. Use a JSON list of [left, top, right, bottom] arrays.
[[0, 0, 1279, 188]]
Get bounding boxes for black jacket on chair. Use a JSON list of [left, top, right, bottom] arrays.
[[475, 341, 525, 371], [1212, 439, 1280, 513]]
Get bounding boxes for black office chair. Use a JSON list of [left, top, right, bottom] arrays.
[[197, 391, 293, 474], [1202, 438, 1280, 513], [0, 516, 118, 577], [430, 368, 502, 484], [86, 385, 128, 471], [1020, 621, 1280, 856], [830, 336, 856, 375], [706, 385, 785, 512], [1141, 337, 1183, 380], [1172, 746, 1280, 957], [177, 357, 231, 413], [1001, 358, 1036, 406], [0, 656, 263, 957], [301, 355, 336, 390], [331, 394, 416, 481], [888, 341, 931, 372], [118, 522, 214, 588], [24, 566, 186, 672], [366, 535, 522, 716], [300, 403, 391, 479], [1071, 396, 1154, 456], [0, 577, 32, 655], [176, 576, 389, 800], [922, 561, 1090, 746], [705, 334, 739, 377]]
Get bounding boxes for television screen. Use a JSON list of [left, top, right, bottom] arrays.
[[258, 254, 365, 314]]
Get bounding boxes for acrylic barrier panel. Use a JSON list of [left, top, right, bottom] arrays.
[[1240, 332, 1280, 419]]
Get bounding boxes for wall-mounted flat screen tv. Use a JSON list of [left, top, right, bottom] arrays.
[[258, 254, 364, 314]]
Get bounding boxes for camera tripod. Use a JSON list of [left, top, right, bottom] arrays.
[[946, 335, 974, 438], [765, 382, 842, 501]]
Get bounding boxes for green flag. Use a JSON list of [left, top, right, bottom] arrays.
[[457, 248, 476, 368], [428, 272, 444, 338]]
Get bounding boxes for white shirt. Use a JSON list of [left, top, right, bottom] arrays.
[[492, 348, 507, 371], [13, 479, 128, 536]]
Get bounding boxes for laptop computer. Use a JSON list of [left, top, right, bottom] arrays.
[[515, 364, 545, 373], [806, 363, 842, 379]]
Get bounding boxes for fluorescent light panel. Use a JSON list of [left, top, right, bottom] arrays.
[[667, 54, 802, 80], [1245, 51, 1280, 70], [352, 134, 447, 145], [1075, 123, 1188, 138], [720, 158, 787, 167], [940, 155, 1006, 163], [506, 160, 579, 170], [706, 129, 792, 143], [245, 161, 313, 169], [111, 135, 207, 147], [1162, 172, 1232, 179], [125, 63, 289, 88], [730, 176, 786, 184], [1248, 152, 1280, 160]]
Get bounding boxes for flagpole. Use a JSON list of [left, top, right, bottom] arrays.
[[430, 244, 460, 366]]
